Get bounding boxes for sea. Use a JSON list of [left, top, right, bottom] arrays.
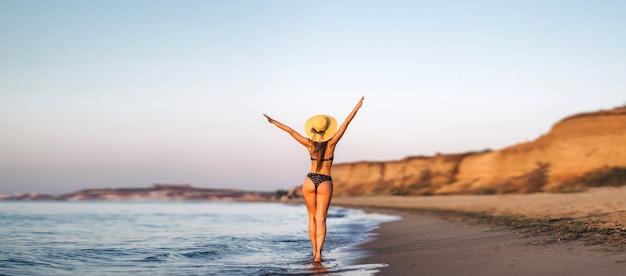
[[0, 201, 399, 276]]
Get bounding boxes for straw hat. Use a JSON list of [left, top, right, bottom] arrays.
[[305, 114, 337, 142]]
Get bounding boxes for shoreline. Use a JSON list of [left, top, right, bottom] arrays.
[[333, 187, 626, 275]]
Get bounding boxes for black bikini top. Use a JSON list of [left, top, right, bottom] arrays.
[[310, 156, 334, 162]]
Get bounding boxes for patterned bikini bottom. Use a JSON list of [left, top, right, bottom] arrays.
[[306, 173, 333, 191]]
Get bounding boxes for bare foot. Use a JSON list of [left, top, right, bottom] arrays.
[[313, 254, 322, 263]]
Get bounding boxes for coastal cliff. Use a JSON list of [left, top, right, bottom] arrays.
[[332, 106, 626, 196]]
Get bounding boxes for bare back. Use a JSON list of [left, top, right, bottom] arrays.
[[307, 142, 337, 175]]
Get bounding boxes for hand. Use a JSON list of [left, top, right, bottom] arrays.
[[357, 96, 364, 108], [263, 114, 275, 123]]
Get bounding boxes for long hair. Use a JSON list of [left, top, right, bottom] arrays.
[[312, 141, 328, 172]]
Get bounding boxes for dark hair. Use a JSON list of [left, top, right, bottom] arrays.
[[312, 141, 328, 172]]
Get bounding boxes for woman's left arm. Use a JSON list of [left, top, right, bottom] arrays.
[[330, 96, 364, 145]]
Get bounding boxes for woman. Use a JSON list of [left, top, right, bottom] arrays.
[[263, 96, 364, 262]]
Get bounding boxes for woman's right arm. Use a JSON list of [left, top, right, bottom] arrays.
[[263, 114, 311, 147]]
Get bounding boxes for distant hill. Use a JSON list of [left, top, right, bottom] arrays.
[[332, 106, 626, 196], [0, 184, 285, 201]]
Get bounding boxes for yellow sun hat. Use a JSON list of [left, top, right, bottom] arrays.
[[304, 114, 338, 142]]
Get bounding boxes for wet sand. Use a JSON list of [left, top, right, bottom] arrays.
[[332, 186, 626, 275]]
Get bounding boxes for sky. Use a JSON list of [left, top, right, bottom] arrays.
[[1, 0, 625, 194]]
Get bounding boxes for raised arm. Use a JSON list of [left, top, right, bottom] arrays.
[[263, 114, 311, 147], [329, 96, 364, 145]]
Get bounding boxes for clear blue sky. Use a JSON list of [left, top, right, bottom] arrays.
[[1, 0, 624, 194]]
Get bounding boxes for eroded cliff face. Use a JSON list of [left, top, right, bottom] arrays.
[[332, 107, 626, 196]]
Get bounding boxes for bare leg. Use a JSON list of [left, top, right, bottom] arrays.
[[313, 181, 333, 262], [302, 179, 318, 258]]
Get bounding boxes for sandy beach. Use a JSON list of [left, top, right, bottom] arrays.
[[333, 186, 626, 275]]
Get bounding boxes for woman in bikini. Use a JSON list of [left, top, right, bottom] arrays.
[[263, 96, 364, 263]]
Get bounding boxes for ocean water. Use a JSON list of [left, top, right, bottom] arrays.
[[0, 201, 398, 275]]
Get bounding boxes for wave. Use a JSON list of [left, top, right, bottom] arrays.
[[142, 249, 222, 262]]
